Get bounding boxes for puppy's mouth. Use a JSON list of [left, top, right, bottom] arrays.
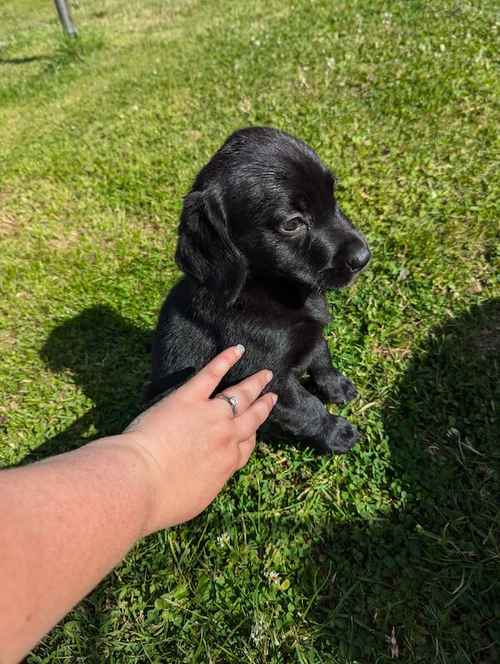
[[319, 240, 371, 290], [319, 266, 360, 290]]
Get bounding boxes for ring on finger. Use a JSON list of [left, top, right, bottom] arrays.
[[215, 393, 239, 417]]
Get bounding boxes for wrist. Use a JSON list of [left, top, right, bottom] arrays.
[[115, 432, 166, 536], [88, 434, 161, 538]]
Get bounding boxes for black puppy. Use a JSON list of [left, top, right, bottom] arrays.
[[147, 127, 370, 453]]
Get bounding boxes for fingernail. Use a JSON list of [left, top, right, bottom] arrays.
[[264, 370, 273, 383], [270, 393, 278, 405], [235, 344, 245, 356]]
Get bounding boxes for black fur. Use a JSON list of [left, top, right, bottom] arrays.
[[147, 127, 370, 454]]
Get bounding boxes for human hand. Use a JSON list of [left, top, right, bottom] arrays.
[[120, 346, 277, 535]]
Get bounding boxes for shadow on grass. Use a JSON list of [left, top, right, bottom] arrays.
[[23, 305, 151, 464], [0, 55, 53, 65], [301, 299, 499, 662], [26, 299, 499, 662]]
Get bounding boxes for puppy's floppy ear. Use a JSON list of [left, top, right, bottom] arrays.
[[175, 188, 247, 305]]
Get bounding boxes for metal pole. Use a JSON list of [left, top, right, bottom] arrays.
[[54, 0, 78, 38]]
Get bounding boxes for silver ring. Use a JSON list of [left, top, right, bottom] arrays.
[[216, 393, 239, 417]]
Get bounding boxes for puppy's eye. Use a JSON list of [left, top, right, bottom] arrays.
[[279, 217, 305, 234]]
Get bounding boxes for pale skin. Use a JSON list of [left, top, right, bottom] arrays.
[[0, 345, 277, 664]]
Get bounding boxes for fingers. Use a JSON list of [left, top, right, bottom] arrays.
[[214, 369, 273, 417], [178, 345, 245, 400], [234, 393, 278, 441], [236, 435, 256, 469]]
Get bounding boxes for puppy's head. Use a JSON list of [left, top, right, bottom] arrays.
[[176, 127, 370, 303]]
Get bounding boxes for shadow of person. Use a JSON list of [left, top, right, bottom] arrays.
[[300, 299, 499, 661], [22, 305, 152, 465]]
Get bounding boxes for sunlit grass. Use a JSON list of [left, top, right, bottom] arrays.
[[1, 0, 498, 661]]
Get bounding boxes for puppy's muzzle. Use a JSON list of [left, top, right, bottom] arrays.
[[344, 240, 371, 273]]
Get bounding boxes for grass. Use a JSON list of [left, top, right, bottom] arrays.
[[0, 0, 499, 661]]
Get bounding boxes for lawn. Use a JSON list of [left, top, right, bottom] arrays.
[[0, 0, 498, 661]]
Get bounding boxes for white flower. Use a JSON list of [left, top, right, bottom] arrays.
[[265, 570, 281, 585], [216, 532, 230, 547]]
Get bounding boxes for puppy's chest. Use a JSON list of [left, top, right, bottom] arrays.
[[286, 318, 324, 370], [238, 290, 329, 369]]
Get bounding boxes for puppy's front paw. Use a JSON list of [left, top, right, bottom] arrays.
[[314, 370, 357, 404], [324, 416, 360, 454]]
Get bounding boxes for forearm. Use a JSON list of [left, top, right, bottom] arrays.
[[0, 346, 274, 663], [0, 436, 153, 663]]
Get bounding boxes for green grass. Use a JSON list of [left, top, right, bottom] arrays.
[[1, 0, 499, 661]]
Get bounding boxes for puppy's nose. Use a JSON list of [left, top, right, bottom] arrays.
[[346, 243, 371, 272]]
